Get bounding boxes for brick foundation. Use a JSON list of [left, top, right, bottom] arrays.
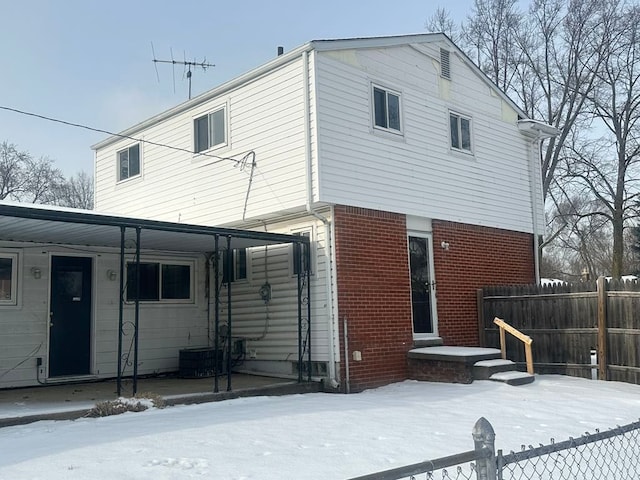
[[407, 358, 474, 384], [432, 220, 535, 346], [334, 206, 413, 393]]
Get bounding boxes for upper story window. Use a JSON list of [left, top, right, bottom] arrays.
[[373, 85, 401, 133], [194, 107, 227, 153], [0, 253, 18, 305], [117, 144, 140, 181], [222, 248, 247, 283], [449, 112, 472, 153], [126, 260, 193, 302]]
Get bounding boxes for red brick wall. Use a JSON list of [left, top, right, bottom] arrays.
[[432, 220, 535, 345], [334, 206, 413, 392]]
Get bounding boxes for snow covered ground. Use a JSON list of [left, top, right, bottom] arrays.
[[1, 375, 639, 479]]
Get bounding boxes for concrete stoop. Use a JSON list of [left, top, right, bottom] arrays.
[[407, 346, 534, 386]]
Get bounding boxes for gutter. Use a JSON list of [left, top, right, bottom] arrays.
[[302, 49, 340, 389]]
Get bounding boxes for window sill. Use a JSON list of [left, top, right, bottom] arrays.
[[191, 143, 230, 162], [449, 147, 475, 159], [371, 126, 405, 142], [116, 174, 142, 186]]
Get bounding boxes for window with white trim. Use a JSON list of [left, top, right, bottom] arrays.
[[126, 261, 193, 302], [449, 112, 472, 153], [222, 248, 247, 283], [372, 85, 401, 133], [117, 144, 141, 181], [194, 107, 227, 153], [0, 253, 18, 305]]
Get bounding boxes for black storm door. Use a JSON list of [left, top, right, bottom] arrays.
[[49, 256, 92, 377]]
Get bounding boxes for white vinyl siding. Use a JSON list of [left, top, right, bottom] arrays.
[[219, 215, 332, 368], [0, 243, 209, 388], [315, 45, 540, 234], [95, 57, 310, 226]]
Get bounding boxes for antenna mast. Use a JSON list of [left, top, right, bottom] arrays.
[[152, 46, 215, 99]]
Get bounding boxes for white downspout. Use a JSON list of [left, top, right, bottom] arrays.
[[302, 49, 339, 389], [519, 119, 560, 285], [528, 138, 541, 284]]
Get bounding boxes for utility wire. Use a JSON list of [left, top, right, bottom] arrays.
[[0, 105, 252, 167]]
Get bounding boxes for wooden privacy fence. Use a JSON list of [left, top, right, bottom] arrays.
[[478, 277, 640, 385]]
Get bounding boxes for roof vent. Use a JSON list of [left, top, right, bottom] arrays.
[[440, 48, 451, 79], [277, 46, 284, 56]]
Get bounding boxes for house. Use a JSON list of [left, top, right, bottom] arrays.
[[0, 202, 310, 393], [1, 34, 552, 393]]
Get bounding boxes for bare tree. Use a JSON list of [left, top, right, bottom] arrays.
[[543, 190, 614, 278], [425, 7, 461, 43], [0, 140, 92, 209], [567, 1, 640, 278], [0, 141, 29, 200], [24, 155, 64, 204], [523, 0, 611, 201], [55, 171, 94, 209], [461, 0, 523, 92], [0, 141, 64, 202]]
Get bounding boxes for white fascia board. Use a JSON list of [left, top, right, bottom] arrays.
[[309, 33, 445, 51]]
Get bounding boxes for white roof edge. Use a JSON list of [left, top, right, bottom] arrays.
[[92, 32, 531, 150], [310, 32, 446, 51], [91, 42, 313, 150]]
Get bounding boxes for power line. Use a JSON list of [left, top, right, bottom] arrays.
[[0, 105, 250, 167]]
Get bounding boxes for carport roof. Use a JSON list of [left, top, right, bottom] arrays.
[[0, 202, 306, 252]]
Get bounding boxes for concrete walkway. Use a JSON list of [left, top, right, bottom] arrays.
[[0, 374, 321, 427]]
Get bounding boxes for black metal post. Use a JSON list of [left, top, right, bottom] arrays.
[[214, 235, 220, 393], [297, 242, 303, 383], [305, 240, 312, 382], [117, 226, 125, 397], [133, 227, 141, 396], [226, 235, 232, 392]]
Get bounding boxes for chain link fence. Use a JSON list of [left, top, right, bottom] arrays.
[[347, 418, 640, 480], [498, 420, 640, 479]]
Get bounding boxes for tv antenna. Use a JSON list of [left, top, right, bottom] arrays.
[[151, 43, 215, 99]]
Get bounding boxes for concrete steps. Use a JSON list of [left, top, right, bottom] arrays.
[[473, 358, 534, 385], [407, 346, 535, 386], [488, 370, 535, 386]]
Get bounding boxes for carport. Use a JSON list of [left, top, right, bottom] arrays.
[[0, 202, 312, 396]]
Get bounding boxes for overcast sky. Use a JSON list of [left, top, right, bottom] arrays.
[[0, 0, 477, 175]]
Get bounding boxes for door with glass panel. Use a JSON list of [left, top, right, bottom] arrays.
[[49, 256, 92, 377], [408, 235, 437, 335]]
